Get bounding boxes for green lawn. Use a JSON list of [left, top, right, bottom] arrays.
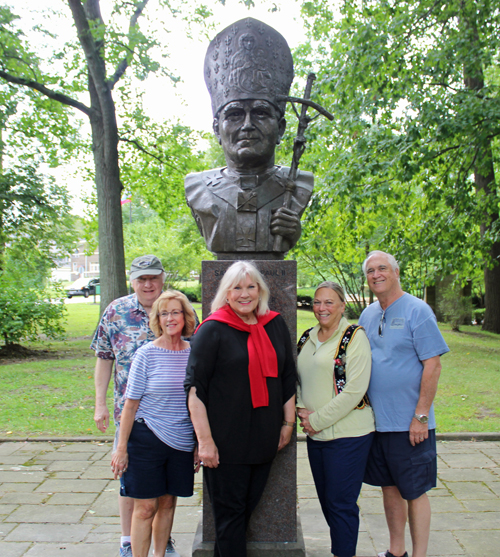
[[0, 303, 498, 436]]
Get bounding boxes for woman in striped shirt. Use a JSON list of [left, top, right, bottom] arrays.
[[111, 290, 199, 557]]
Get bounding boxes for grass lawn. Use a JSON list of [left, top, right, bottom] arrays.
[[0, 302, 498, 436]]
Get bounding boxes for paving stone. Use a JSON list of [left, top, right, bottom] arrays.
[[44, 461, 91, 472], [462, 498, 500, 511], [439, 453, 498, 469], [56, 444, 109, 453], [24, 542, 117, 556], [47, 472, 82, 480], [5, 504, 88, 523], [89, 489, 119, 517], [444, 481, 498, 499], [454, 529, 499, 557], [79, 464, 113, 480], [0, 458, 41, 466], [0, 493, 47, 505], [431, 511, 500, 531], [426, 530, 468, 555], [34, 479, 108, 493], [0, 444, 28, 456], [0, 484, 37, 493], [429, 495, 467, 513], [0, 522, 17, 538], [81, 515, 120, 525], [36, 452, 94, 461], [358, 496, 385, 514], [0, 504, 17, 515], [439, 468, 498, 481], [0, 472, 47, 483], [46, 493, 97, 505], [0, 541, 32, 556], [172, 505, 202, 533], [5, 523, 92, 542], [486, 481, 500, 496], [297, 484, 318, 499]]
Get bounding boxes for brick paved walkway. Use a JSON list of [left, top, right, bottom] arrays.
[[0, 438, 498, 556]]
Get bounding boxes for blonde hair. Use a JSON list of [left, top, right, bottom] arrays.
[[315, 281, 345, 303], [150, 291, 196, 338], [211, 261, 270, 316]]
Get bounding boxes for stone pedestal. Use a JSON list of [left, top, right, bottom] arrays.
[[192, 260, 305, 557]]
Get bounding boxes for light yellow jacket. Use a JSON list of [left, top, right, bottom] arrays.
[[297, 316, 375, 441]]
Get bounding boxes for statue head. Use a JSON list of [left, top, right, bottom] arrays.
[[204, 18, 294, 173]]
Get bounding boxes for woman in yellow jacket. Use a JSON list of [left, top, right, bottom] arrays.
[[297, 281, 375, 557]]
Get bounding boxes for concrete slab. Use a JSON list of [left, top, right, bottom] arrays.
[[33, 479, 109, 493], [0, 542, 32, 557], [0, 438, 498, 556], [5, 523, 93, 542], [5, 504, 88, 523], [23, 542, 117, 556]]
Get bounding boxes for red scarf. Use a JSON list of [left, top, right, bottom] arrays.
[[197, 305, 279, 408]]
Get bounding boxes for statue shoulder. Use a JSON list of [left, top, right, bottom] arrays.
[[185, 167, 224, 188], [185, 168, 226, 207]]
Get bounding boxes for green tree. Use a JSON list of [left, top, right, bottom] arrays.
[[0, 271, 66, 350], [0, 165, 76, 274], [296, 0, 500, 331], [0, 1, 212, 314]]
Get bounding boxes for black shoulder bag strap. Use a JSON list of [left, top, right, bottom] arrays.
[[334, 324, 370, 409]]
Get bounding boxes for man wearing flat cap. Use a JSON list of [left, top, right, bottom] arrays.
[[185, 18, 313, 260], [91, 255, 181, 557]]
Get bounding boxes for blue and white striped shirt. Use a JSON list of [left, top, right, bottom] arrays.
[[125, 343, 195, 452]]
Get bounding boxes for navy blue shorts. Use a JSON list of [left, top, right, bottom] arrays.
[[363, 429, 437, 500], [120, 420, 195, 500]]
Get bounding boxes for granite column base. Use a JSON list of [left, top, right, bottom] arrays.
[[192, 260, 303, 557]]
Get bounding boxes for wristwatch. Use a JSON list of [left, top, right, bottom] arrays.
[[413, 413, 429, 424]]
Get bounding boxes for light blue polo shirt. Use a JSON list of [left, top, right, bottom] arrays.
[[359, 293, 449, 432]]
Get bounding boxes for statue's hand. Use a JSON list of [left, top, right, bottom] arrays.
[[271, 207, 301, 242]]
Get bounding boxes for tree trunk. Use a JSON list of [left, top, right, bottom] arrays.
[[462, 6, 500, 333], [477, 162, 500, 333], [88, 77, 127, 315], [70, 0, 128, 314]]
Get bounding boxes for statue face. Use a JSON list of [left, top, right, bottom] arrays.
[[214, 99, 286, 172]]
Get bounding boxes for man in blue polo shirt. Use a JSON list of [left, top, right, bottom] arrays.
[[359, 250, 449, 557]]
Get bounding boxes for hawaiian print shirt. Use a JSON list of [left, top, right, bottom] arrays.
[[90, 293, 155, 425]]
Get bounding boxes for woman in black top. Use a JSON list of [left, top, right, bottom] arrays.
[[185, 261, 296, 557]]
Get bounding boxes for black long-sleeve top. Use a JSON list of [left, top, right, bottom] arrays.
[[184, 314, 297, 464]]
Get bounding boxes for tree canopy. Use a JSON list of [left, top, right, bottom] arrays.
[[291, 0, 500, 331]]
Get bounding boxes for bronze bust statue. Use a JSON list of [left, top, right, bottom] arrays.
[[185, 18, 313, 260]]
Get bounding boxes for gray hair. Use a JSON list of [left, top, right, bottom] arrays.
[[211, 261, 270, 316], [314, 281, 345, 303], [362, 250, 399, 276]]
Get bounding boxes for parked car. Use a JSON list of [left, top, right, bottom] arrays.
[[66, 277, 100, 299]]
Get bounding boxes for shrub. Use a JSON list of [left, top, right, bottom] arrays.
[[438, 284, 471, 332], [0, 274, 66, 346], [178, 285, 202, 303]]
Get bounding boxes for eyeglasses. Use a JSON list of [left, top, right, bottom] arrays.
[[378, 310, 386, 337], [159, 310, 183, 318]]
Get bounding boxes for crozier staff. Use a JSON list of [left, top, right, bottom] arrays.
[[297, 281, 375, 557], [185, 261, 296, 557]]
